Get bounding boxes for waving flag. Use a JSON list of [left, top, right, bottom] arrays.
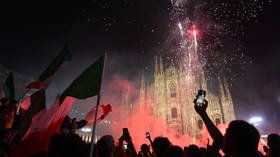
[[59, 55, 105, 104], [17, 90, 46, 138], [85, 104, 112, 125], [11, 96, 76, 157], [11, 55, 106, 157], [26, 46, 72, 89]]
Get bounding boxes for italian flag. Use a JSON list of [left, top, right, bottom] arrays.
[[11, 55, 106, 157], [25, 46, 72, 89], [59, 55, 105, 104], [17, 90, 46, 138]]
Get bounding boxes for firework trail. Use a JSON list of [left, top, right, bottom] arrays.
[[165, 0, 271, 81]]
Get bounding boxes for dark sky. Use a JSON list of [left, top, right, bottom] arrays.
[[0, 0, 279, 132]]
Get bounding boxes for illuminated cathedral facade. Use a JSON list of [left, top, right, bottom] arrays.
[[121, 31, 236, 137], [121, 56, 235, 137]]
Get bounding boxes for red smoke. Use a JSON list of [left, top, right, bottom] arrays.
[[92, 75, 267, 154], [96, 75, 214, 150]]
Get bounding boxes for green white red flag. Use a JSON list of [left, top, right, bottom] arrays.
[[59, 55, 105, 104], [25, 46, 72, 89]]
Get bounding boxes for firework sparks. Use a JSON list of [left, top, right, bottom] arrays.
[[167, 0, 271, 80], [178, 22, 184, 37]]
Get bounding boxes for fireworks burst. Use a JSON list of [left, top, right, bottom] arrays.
[[164, 0, 271, 82]]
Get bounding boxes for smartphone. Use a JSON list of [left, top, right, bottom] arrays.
[[146, 132, 150, 139], [123, 144, 128, 150], [196, 90, 206, 106]]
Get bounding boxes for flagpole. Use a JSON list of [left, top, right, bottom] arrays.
[[89, 53, 107, 157], [89, 94, 101, 157]]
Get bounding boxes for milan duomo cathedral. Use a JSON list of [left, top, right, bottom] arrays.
[[121, 35, 236, 138]]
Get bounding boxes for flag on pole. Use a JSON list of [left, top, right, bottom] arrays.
[[11, 55, 106, 157], [1, 72, 15, 100], [21, 96, 60, 140], [17, 90, 46, 138], [85, 104, 112, 125], [11, 97, 76, 157], [25, 46, 72, 89], [59, 55, 105, 104]]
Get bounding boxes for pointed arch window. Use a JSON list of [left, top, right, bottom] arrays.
[[198, 119, 203, 130], [170, 83, 176, 97], [170, 70, 175, 77], [171, 107, 177, 118]]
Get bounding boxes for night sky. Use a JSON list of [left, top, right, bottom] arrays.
[[0, 0, 279, 132]]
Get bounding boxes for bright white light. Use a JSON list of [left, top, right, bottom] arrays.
[[249, 116, 263, 126], [178, 22, 182, 30], [178, 22, 184, 37], [193, 30, 196, 37], [104, 120, 111, 124], [192, 25, 198, 46], [261, 134, 268, 138], [81, 127, 92, 132]]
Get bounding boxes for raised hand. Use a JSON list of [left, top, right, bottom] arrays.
[[194, 99, 208, 115]]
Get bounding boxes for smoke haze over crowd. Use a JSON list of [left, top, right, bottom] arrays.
[[0, 0, 279, 137]]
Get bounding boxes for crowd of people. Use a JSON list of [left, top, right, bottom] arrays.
[[1, 98, 280, 157]]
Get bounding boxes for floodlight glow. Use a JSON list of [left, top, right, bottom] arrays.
[[249, 116, 263, 126], [81, 127, 92, 132]]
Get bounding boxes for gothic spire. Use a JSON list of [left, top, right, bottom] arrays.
[[154, 56, 158, 74], [159, 56, 164, 75], [222, 76, 236, 120]]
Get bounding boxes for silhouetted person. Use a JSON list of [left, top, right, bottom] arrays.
[[152, 137, 171, 157], [266, 133, 280, 157], [184, 144, 203, 157], [116, 128, 137, 157], [70, 118, 77, 134], [96, 135, 115, 157], [165, 145, 184, 157], [139, 144, 151, 157], [206, 140, 222, 157], [48, 134, 87, 157], [194, 99, 262, 157]]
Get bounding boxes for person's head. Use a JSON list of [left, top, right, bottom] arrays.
[[224, 120, 260, 157], [165, 145, 184, 157], [184, 144, 202, 157], [267, 133, 280, 148], [140, 144, 150, 154], [152, 137, 171, 157], [48, 134, 87, 157], [96, 135, 115, 157]]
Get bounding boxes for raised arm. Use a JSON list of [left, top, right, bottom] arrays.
[[125, 135, 137, 157], [194, 100, 224, 150]]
